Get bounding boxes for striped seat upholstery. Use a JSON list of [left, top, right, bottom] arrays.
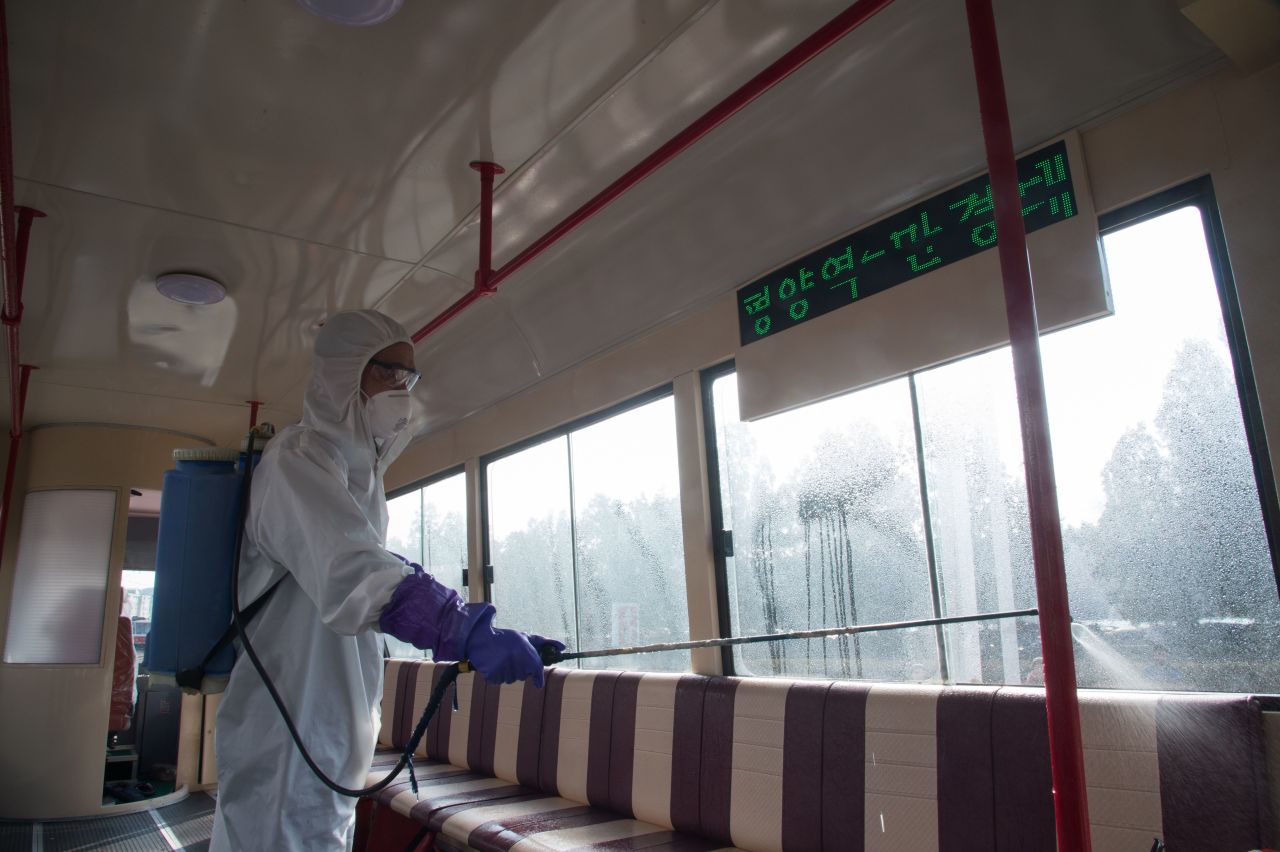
[[371, 660, 1276, 852]]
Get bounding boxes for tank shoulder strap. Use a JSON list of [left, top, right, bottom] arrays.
[[174, 577, 284, 692]]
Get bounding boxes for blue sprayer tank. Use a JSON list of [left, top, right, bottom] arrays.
[[145, 446, 253, 692]]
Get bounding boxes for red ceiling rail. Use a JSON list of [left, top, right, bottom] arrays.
[[410, 0, 896, 344], [0, 0, 16, 322], [965, 0, 1092, 848], [4, 206, 44, 439], [0, 362, 30, 552], [0, 0, 47, 555], [411, 162, 504, 342]]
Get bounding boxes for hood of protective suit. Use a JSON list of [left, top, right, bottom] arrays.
[[303, 310, 415, 471]]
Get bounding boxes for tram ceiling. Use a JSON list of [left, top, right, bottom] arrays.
[[4, 0, 1221, 442]]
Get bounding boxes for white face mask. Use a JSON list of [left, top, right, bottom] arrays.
[[365, 390, 412, 444]]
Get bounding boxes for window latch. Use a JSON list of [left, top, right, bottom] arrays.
[[721, 529, 734, 558], [464, 565, 495, 587]]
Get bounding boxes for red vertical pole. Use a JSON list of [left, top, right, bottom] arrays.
[[13, 206, 44, 295], [468, 161, 505, 293], [964, 1, 1092, 849], [247, 400, 262, 429], [0, 363, 32, 557], [4, 207, 43, 440]]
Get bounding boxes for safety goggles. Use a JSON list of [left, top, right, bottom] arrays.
[[368, 358, 420, 391]]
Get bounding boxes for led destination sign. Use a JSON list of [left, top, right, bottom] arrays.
[[737, 140, 1077, 346]]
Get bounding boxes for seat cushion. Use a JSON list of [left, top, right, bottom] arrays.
[[366, 759, 512, 813], [434, 796, 745, 851]]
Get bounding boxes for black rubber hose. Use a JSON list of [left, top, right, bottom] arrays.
[[229, 429, 459, 798]]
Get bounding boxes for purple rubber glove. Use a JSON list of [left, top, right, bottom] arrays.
[[378, 570, 485, 660], [465, 608, 550, 687], [527, 634, 567, 664], [378, 571, 561, 688]]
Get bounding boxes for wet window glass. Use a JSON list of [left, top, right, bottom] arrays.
[[485, 395, 690, 672], [486, 437, 576, 647], [384, 471, 467, 659], [711, 204, 1279, 691], [711, 375, 937, 679], [1036, 206, 1277, 692], [569, 396, 688, 673]]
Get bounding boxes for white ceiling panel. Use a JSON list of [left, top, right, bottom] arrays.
[[372, 264, 472, 339], [19, 383, 293, 448], [420, 0, 851, 282], [16, 179, 413, 406], [404, 0, 1220, 428], [6, 0, 1223, 442], [412, 293, 542, 434], [11, 0, 708, 261]]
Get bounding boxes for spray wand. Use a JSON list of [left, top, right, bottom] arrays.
[[536, 607, 1038, 667]]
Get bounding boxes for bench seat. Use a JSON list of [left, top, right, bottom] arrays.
[[367, 659, 1277, 852], [367, 749, 737, 850]]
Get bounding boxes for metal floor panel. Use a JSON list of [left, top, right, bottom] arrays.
[[41, 812, 163, 851], [0, 821, 34, 850], [2, 792, 214, 852]]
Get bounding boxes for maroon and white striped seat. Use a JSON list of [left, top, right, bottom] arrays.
[[369, 660, 1277, 851]]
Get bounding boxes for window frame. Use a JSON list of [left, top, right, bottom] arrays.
[[702, 176, 1280, 681], [385, 463, 467, 587], [386, 462, 465, 502], [478, 383, 676, 610], [1098, 177, 1280, 597], [701, 363, 951, 677], [698, 360, 739, 675], [383, 465, 468, 658]]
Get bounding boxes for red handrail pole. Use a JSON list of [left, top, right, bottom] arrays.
[[469, 161, 504, 292], [4, 327, 16, 437], [247, 400, 262, 429], [6, 207, 43, 437], [411, 289, 484, 344], [0, 0, 17, 315], [412, 0, 897, 342], [964, 1, 1092, 849], [14, 206, 43, 298], [0, 363, 32, 558], [411, 163, 503, 344]]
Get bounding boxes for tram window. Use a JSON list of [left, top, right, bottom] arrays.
[[914, 349, 1053, 687], [708, 196, 1279, 692], [384, 470, 466, 659], [1038, 203, 1275, 693], [919, 204, 1279, 692], [3, 489, 117, 665], [707, 374, 938, 680], [122, 515, 159, 667], [485, 394, 690, 672]]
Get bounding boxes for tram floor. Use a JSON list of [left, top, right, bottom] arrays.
[[0, 791, 214, 851]]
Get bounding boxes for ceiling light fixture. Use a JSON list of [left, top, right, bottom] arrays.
[[296, 0, 404, 26], [155, 272, 226, 306]]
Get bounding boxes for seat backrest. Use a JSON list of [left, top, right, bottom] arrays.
[[379, 660, 1276, 852], [109, 615, 136, 733]]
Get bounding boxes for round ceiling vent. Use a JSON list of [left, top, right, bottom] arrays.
[[155, 272, 226, 306], [296, 0, 404, 26]]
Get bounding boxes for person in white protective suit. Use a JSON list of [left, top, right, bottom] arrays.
[[210, 310, 562, 851]]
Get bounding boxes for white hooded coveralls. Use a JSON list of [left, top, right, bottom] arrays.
[[211, 311, 416, 851]]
